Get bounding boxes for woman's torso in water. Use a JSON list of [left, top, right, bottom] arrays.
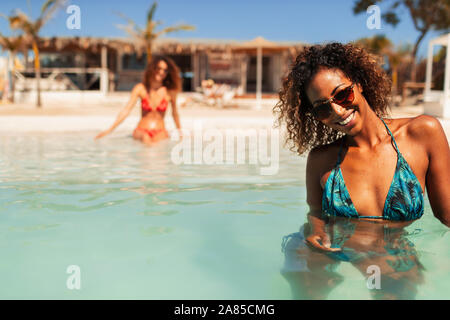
[[313, 117, 429, 219], [136, 84, 171, 132]]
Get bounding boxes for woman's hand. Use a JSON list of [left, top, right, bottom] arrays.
[[95, 84, 142, 141], [95, 129, 111, 140], [305, 231, 341, 253]]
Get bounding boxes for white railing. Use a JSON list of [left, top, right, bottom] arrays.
[[14, 68, 111, 93]]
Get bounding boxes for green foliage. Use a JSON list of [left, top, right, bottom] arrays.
[[355, 34, 393, 55], [9, 0, 65, 38], [353, 0, 450, 80], [353, 0, 450, 33], [116, 1, 195, 63]]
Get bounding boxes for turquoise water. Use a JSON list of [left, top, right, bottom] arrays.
[[0, 132, 448, 299]]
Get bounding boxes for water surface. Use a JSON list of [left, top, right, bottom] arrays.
[[0, 132, 448, 299]]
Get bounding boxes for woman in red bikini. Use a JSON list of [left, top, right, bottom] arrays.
[[95, 55, 182, 145]]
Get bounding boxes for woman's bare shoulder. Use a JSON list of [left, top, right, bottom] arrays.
[[386, 116, 448, 156], [388, 115, 445, 140], [132, 83, 146, 96], [308, 138, 343, 167], [407, 114, 444, 136]]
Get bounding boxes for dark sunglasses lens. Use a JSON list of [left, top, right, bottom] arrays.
[[334, 86, 352, 103], [333, 87, 355, 105], [346, 89, 354, 103]]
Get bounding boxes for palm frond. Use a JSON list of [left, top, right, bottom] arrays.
[[156, 24, 195, 37], [114, 11, 143, 35], [147, 2, 158, 24], [41, 0, 57, 15], [9, 13, 36, 36], [39, 0, 65, 30], [116, 23, 143, 42], [115, 3, 195, 60], [8, 14, 26, 29]]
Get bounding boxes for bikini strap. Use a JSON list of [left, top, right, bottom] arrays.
[[380, 118, 400, 154]]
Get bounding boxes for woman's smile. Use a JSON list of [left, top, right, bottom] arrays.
[[335, 110, 356, 128]]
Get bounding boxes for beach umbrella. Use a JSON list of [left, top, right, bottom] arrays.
[[233, 36, 288, 108]]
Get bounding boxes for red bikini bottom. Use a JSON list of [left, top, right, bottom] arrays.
[[134, 127, 165, 138], [134, 128, 171, 138]]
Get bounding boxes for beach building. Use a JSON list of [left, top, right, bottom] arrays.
[[8, 36, 304, 105], [424, 33, 450, 118]]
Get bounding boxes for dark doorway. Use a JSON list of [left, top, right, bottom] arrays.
[[246, 56, 271, 93]]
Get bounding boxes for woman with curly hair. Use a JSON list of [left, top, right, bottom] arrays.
[[96, 55, 182, 145], [276, 43, 450, 299]]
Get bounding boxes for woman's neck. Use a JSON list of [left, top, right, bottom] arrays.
[[149, 80, 163, 91], [345, 105, 388, 150]]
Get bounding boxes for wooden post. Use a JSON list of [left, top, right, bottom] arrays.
[[444, 34, 450, 118], [116, 48, 123, 73], [424, 41, 433, 97], [256, 46, 262, 108], [240, 55, 248, 94], [192, 52, 199, 91], [100, 45, 108, 94]]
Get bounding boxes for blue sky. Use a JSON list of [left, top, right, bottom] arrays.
[[0, 0, 446, 58]]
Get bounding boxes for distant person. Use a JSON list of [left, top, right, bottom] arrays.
[[95, 55, 182, 145]]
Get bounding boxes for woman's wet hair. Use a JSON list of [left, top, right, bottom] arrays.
[[143, 55, 182, 92], [274, 42, 392, 155]]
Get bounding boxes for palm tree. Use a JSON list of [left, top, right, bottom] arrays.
[[0, 22, 26, 103], [355, 34, 393, 58], [8, 0, 64, 107], [355, 35, 411, 98], [386, 44, 412, 97], [116, 2, 195, 64]]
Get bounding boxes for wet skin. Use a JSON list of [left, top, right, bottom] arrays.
[[304, 68, 450, 243], [282, 219, 425, 300], [279, 67, 450, 299]]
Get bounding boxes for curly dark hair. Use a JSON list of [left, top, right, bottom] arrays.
[[274, 42, 392, 155], [143, 55, 182, 92]]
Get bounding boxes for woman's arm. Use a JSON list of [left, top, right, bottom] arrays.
[[416, 115, 450, 226], [169, 90, 181, 130], [305, 148, 341, 252], [95, 84, 142, 139]]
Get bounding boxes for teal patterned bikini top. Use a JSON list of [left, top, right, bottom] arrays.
[[322, 118, 424, 221]]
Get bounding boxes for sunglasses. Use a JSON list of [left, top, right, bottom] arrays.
[[307, 83, 355, 120]]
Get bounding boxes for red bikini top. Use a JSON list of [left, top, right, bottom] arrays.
[[141, 96, 168, 112]]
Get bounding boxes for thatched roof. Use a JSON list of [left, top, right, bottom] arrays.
[[33, 36, 305, 55], [0, 35, 305, 60]]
